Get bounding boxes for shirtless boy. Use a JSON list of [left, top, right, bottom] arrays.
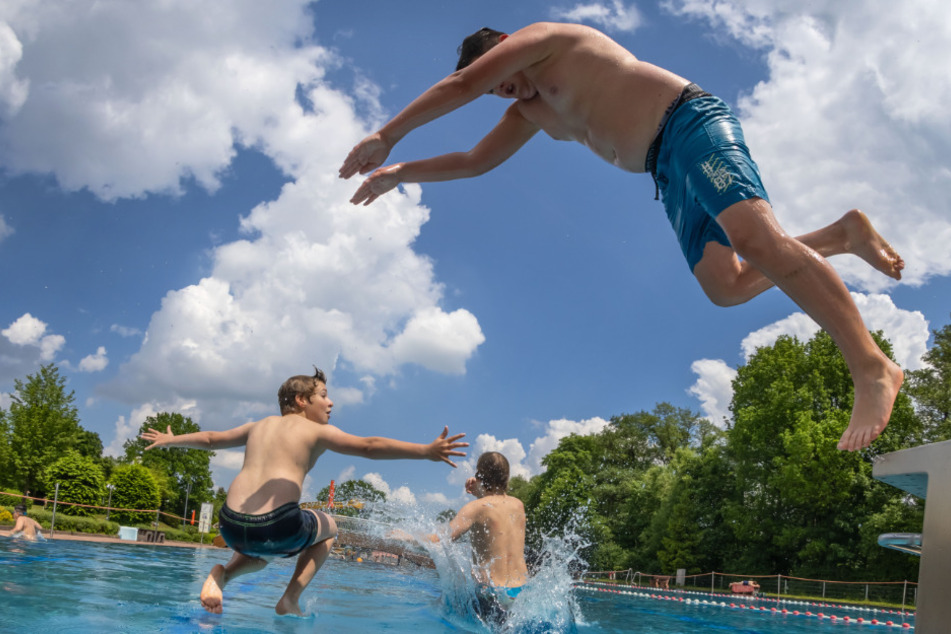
[[141, 367, 468, 616], [339, 22, 905, 452], [12, 505, 44, 540], [394, 452, 529, 623]]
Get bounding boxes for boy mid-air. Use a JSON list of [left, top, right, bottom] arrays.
[[339, 22, 905, 452], [141, 367, 468, 616]]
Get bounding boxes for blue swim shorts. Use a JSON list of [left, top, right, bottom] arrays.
[[218, 501, 321, 558], [652, 91, 770, 272], [475, 584, 524, 624]]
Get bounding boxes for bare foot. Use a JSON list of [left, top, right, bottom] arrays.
[[838, 360, 904, 451], [275, 595, 307, 617], [200, 564, 226, 614], [841, 209, 904, 280]]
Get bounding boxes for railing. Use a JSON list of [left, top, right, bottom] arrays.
[[582, 569, 918, 608]]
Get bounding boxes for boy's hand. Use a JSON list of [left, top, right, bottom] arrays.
[[465, 476, 484, 497], [339, 133, 392, 180], [427, 426, 468, 467], [141, 425, 175, 450], [348, 164, 401, 206]]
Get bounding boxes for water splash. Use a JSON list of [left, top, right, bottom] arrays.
[[340, 501, 588, 633]]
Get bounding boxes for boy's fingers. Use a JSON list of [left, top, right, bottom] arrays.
[[446, 433, 466, 442]]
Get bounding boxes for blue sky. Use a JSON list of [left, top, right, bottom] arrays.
[[1, 1, 949, 510]]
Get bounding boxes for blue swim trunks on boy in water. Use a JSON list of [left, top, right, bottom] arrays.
[[218, 501, 320, 558], [475, 584, 523, 624], [645, 83, 770, 272]]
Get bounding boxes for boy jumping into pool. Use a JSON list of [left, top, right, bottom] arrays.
[[141, 367, 468, 617], [339, 22, 905, 452], [392, 451, 529, 624]]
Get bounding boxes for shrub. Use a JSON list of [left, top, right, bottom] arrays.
[[0, 508, 13, 523], [0, 488, 31, 509], [42, 452, 105, 517], [109, 464, 161, 525]]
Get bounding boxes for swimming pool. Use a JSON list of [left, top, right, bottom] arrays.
[[0, 537, 916, 632]]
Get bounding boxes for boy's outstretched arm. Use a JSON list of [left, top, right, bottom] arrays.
[[339, 23, 551, 182], [346, 104, 539, 206], [321, 425, 468, 467], [141, 422, 255, 451]]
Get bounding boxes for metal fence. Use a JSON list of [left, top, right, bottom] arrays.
[[583, 569, 918, 610]]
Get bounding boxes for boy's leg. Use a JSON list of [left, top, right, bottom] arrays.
[[693, 209, 903, 306], [275, 510, 338, 616], [710, 197, 903, 451], [200, 551, 268, 614]]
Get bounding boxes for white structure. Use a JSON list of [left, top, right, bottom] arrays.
[[873, 439, 951, 634]]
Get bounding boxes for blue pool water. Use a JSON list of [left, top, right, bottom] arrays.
[[0, 536, 915, 632]]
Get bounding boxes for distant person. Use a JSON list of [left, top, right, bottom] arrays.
[[339, 22, 905, 452], [11, 505, 44, 541], [393, 451, 529, 624], [141, 367, 468, 617]]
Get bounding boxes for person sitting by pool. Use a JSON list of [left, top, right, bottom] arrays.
[[11, 504, 44, 541], [141, 367, 468, 617], [392, 451, 529, 625]]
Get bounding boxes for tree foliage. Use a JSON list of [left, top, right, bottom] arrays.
[[42, 451, 106, 517], [109, 463, 161, 525], [512, 328, 929, 582], [906, 314, 951, 443], [6, 364, 85, 497], [123, 412, 214, 515]]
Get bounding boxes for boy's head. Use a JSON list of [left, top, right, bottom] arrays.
[[474, 451, 510, 494], [278, 367, 327, 415], [14, 504, 26, 516], [456, 27, 506, 71]]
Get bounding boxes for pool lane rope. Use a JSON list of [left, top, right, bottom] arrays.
[[577, 581, 915, 629]]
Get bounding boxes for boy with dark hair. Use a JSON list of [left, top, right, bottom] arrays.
[[11, 504, 44, 541], [339, 21, 905, 453], [394, 451, 529, 623], [141, 367, 468, 616]]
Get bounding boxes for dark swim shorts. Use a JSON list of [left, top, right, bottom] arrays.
[[218, 502, 320, 558], [647, 85, 770, 272]]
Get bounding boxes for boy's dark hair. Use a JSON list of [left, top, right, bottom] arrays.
[[14, 504, 26, 514], [475, 451, 510, 493], [456, 27, 506, 71], [278, 367, 327, 415]]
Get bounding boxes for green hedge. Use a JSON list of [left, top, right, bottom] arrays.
[[0, 489, 32, 509]]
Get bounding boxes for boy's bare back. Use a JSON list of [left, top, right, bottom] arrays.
[[454, 493, 529, 588], [226, 414, 329, 515]]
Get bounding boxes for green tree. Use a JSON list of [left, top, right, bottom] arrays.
[[726, 330, 921, 578], [7, 364, 84, 497], [109, 463, 161, 525], [41, 452, 105, 517], [906, 315, 951, 442], [0, 409, 12, 489], [123, 412, 214, 517]]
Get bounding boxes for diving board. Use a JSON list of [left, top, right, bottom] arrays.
[[873, 439, 951, 634]]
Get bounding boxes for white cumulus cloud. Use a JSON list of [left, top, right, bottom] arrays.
[[552, 1, 643, 32], [688, 359, 737, 427], [0, 2, 486, 433], [78, 346, 109, 373]]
